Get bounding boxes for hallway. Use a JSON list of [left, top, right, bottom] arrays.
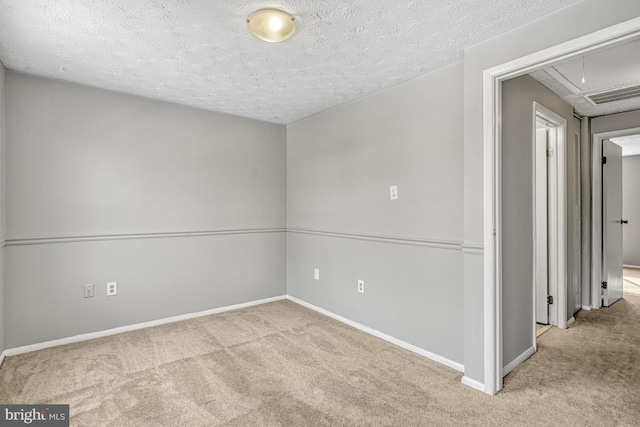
[[501, 281, 640, 424]]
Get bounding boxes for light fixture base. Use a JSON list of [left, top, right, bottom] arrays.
[[247, 9, 296, 43]]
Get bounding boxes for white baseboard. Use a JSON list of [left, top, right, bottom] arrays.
[[581, 305, 592, 311], [5, 295, 287, 357], [461, 376, 485, 392], [4, 295, 466, 377], [623, 264, 640, 269], [502, 345, 536, 376], [286, 295, 464, 373]]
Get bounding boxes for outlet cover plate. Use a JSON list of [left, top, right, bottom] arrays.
[[107, 281, 117, 296], [314, 268, 320, 280], [358, 280, 365, 293]]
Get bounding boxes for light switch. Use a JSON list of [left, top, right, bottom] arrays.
[[390, 185, 398, 200]]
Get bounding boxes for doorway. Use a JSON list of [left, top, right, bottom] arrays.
[[619, 135, 640, 297], [482, 17, 640, 395], [533, 103, 567, 331], [602, 139, 624, 306], [592, 129, 640, 308]]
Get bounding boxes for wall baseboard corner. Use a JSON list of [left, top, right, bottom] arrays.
[[5, 295, 287, 357], [502, 346, 536, 376], [286, 295, 464, 373], [0, 351, 5, 368], [581, 305, 592, 311], [461, 376, 485, 392], [623, 264, 640, 269]]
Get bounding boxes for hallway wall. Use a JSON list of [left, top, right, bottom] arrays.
[[501, 75, 576, 368]]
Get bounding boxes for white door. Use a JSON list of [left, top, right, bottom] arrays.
[[535, 127, 549, 324], [603, 139, 624, 306]]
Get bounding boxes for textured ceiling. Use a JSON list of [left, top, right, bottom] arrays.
[[0, 0, 581, 124], [611, 134, 640, 157], [530, 39, 640, 117]]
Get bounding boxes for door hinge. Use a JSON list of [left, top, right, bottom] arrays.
[[547, 295, 554, 305], [602, 156, 607, 164], [602, 281, 608, 289], [547, 148, 553, 157]]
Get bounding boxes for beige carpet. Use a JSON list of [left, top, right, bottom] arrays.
[[1, 297, 639, 426], [535, 324, 552, 337], [624, 267, 640, 297]]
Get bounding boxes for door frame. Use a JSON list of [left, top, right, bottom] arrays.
[[533, 103, 567, 335], [534, 124, 549, 328], [591, 127, 640, 309], [482, 17, 640, 395]]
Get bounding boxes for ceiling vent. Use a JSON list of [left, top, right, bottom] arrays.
[[586, 84, 640, 105]]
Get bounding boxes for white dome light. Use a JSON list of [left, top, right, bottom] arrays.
[[247, 9, 296, 43]]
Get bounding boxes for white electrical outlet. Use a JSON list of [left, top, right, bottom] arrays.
[[84, 284, 94, 298], [390, 185, 398, 200], [358, 280, 365, 294], [314, 268, 320, 280], [107, 281, 118, 296]]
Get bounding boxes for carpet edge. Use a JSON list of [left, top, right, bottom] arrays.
[[4, 295, 288, 357]]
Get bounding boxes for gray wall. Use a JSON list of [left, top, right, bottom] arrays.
[[501, 75, 576, 367], [592, 110, 640, 135], [287, 62, 465, 366], [0, 64, 5, 354], [462, 0, 640, 385], [623, 155, 640, 266], [5, 72, 286, 348]]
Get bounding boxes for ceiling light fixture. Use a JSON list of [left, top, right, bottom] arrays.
[[247, 9, 296, 43]]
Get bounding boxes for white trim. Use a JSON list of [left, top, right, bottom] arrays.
[[592, 136, 604, 310], [483, 16, 640, 396], [287, 227, 462, 251], [483, 66, 502, 396], [503, 346, 536, 376], [624, 264, 640, 269], [593, 128, 640, 310], [0, 350, 5, 367], [461, 376, 485, 393], [286, 295, 465, 373], [6, 228, 286, 246], [461, 244, 484, 255], [5, 294, 466, 375], [4, 296, 286, 357], [6, 227, 462, 251], [534, 102, 568, 330], [581, 305, 592, 311], [555, 119, 568, 329], [533, 124, 549, 328]]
